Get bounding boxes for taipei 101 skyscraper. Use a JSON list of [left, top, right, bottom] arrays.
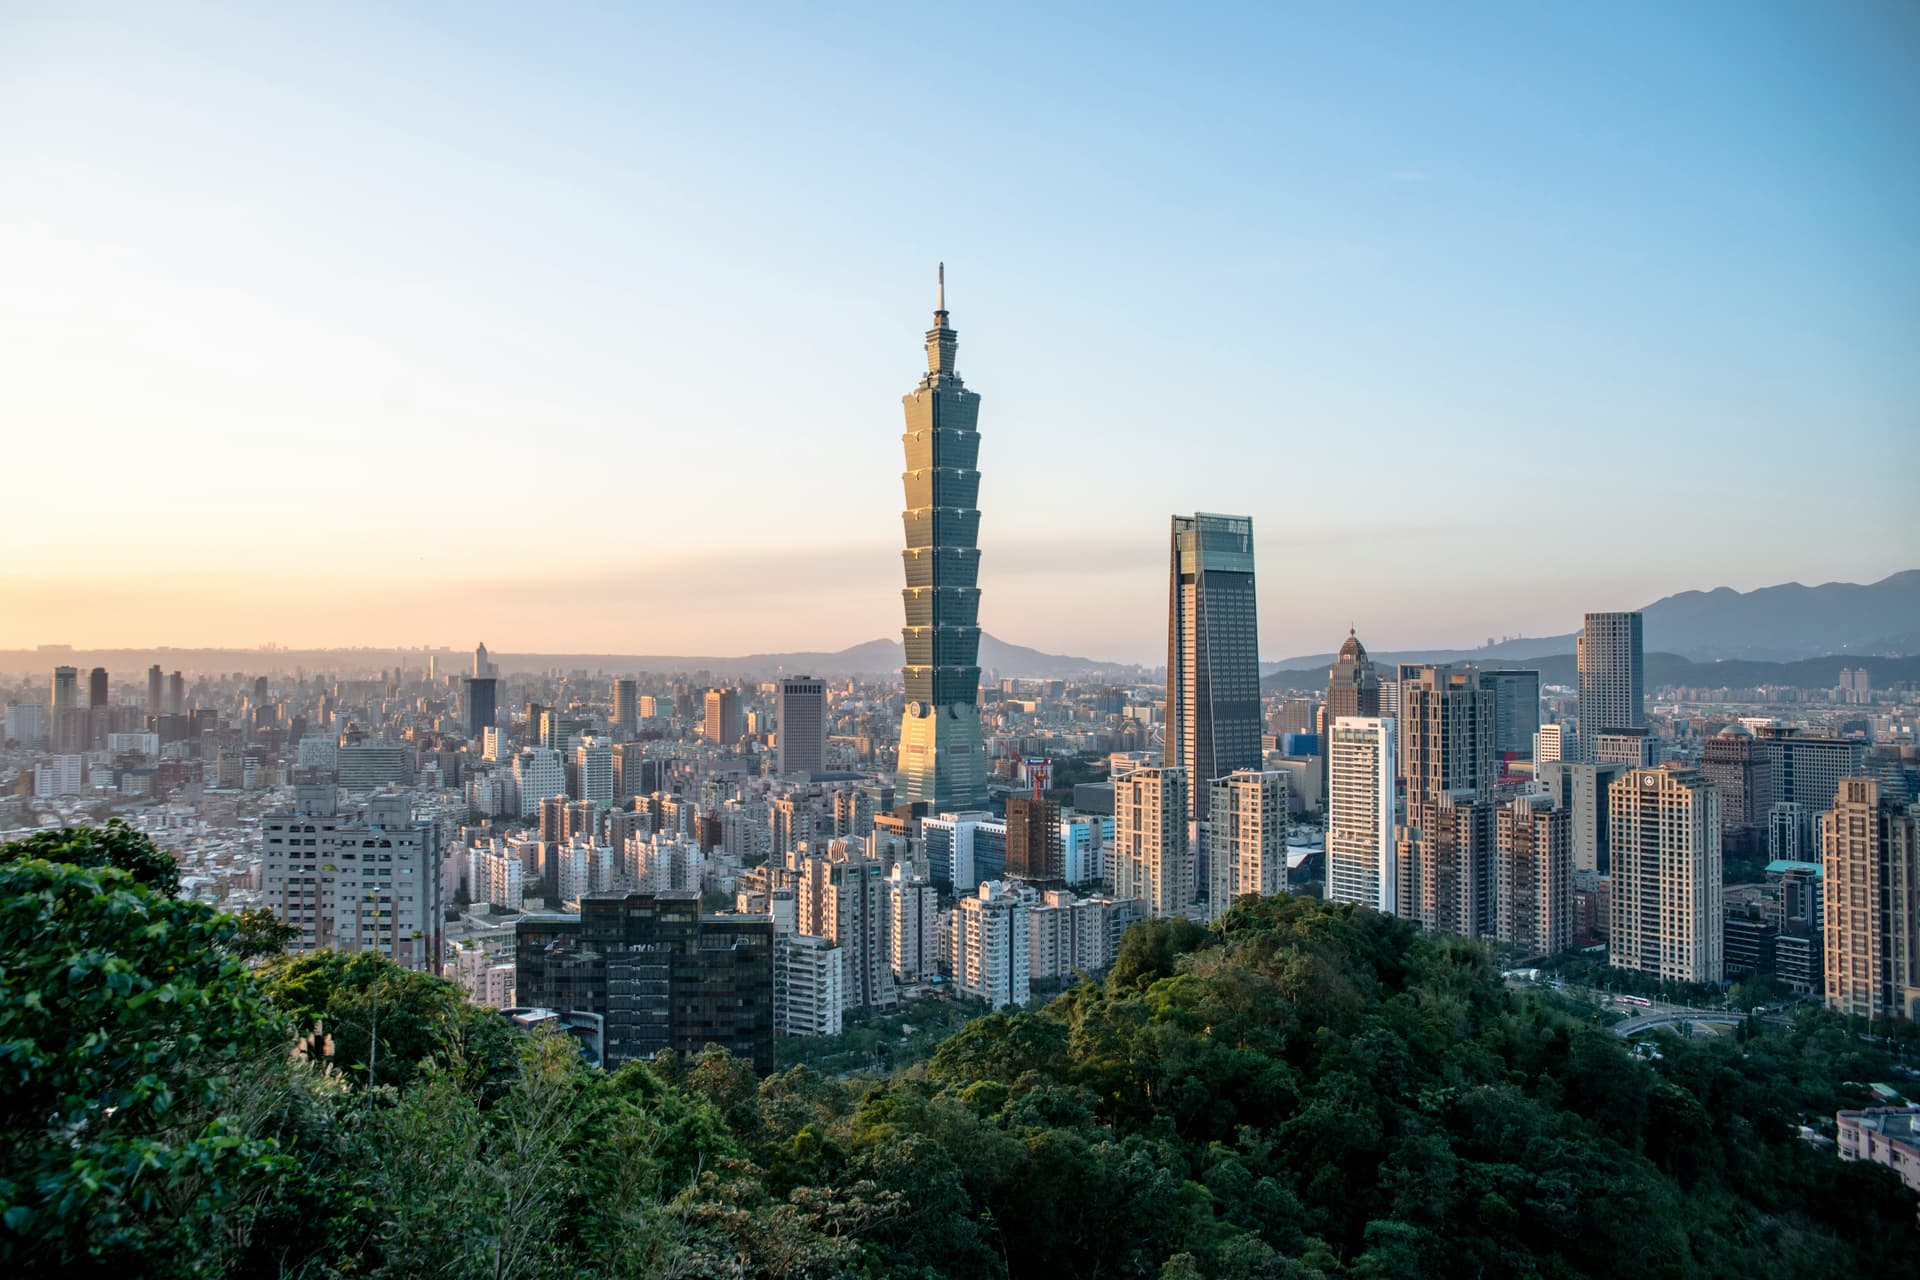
[[895, 265, 988, 811]]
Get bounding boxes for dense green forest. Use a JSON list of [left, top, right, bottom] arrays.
[[2, 823, 1914, 1278]]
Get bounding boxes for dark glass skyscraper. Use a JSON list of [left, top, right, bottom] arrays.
[[465, 676, 497, 741], [896, 266, 987, 811], [1166, 514, 1262, 818]]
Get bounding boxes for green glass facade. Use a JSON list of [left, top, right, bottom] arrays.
[[896, 269, 987, 810]]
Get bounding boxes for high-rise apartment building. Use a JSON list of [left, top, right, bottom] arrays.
[[1325, 628, 1381, 725], [797, 854, 898, 1012], [952, 880, 1032, 1009], [776, 935, 844, 1037], [1395, 665, 1495, 937], [1822, 778, 1920, 1022], [1608, 766, 1723, 983], [539, 709, 585, 754], [1495, 794, 1572, 957], [1207, 770, 1289, 919], [1166, 513, 1262, 818], [1477, 669, 1540, 761], [1005, 794, 1065, 884], [613, 744, 658, 801], [260, 792, 443, 972], [166, 671, 185, 716], [885, 863, 940, 983], [1534, 760, 1630, 877], [1533, 723, 1567, 766], [1400, 791, 1494, 939], [513, 891, 774, 1073], [703, 687, 741, 746], [776, 676, 827, 776], [896, 266, 988, 812], [1577, 611, 1643, 759], [1027, 890, 1113, 982], [539, 795, 569, 845], [514, 747, 566, 818], [771, 794, 827, 869], [612, 678, 638, 737], [146, 664, 164, 713], [574, 739, 613, 808], [1113, 765, 1194, 919], [1398, 665, 1496, 801], [1327, 717, 1397, 912]]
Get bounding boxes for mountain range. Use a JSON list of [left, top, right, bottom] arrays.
[[1264, 651, 1920, 694], [1262, 571, 1920, 674], [6, 573, 1912, 684]]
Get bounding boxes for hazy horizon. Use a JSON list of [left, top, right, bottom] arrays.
[[4, 566, 1914, 673], [5, 4, 1916, 665]]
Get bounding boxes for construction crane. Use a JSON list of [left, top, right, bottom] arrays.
[[1023, 756, 1051, 799]]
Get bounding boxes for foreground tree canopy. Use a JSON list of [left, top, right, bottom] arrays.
[[1, 825, 1913, 1278]]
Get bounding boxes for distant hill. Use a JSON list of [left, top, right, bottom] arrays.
[[1265, 650, 1920, 693], [1638, 571, 1920, 660], [0, 633, 1136, 682], [1264, 571, 1920, 673]]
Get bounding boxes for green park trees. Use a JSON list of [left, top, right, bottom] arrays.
[[2, 823, 1915, 1278]]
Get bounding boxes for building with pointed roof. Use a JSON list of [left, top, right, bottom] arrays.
[[1326, 627, 1381, 727]]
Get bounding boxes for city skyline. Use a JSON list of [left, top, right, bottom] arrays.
[[5, 8, 1918, 1267], [3, 5, 1916, 662]]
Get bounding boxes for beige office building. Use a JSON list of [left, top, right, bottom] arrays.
[[703, 687, 742, 746], [1325, 628, 1381, 725], [1608, 766, 1723, 983]]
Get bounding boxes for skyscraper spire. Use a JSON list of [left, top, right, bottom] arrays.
[[924, 262, 958, 380]]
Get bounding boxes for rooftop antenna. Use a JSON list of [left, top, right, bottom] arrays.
[[937, 261, 945, 312]]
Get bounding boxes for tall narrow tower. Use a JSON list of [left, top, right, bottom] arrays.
[[1577, 611, 1643, 759], [896, 265, 987, 811], [1166, 513, 1262, 818]]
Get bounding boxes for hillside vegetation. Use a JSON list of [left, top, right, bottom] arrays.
[[1, 825, 1914, 1278]]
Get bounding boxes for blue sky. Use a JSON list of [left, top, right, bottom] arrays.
[[2, 2, 1915, 662]]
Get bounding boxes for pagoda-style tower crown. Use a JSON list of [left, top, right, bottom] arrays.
[[924, 262, 959, 381]]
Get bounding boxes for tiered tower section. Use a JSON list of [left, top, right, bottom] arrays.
[[896, 265, 987, 810]]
